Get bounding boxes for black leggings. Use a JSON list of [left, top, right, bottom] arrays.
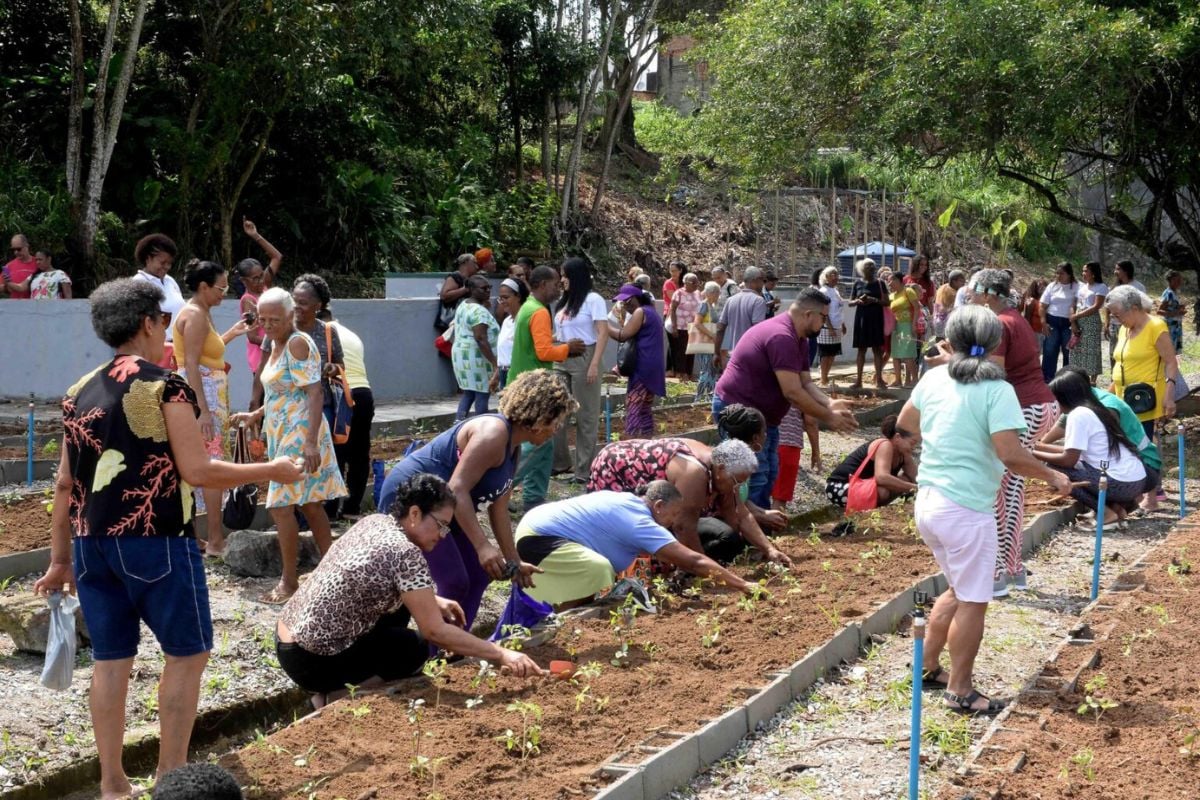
[[328, 387, 376, 517], [275, 608, 427, 694], [696, 517, 748, 564]]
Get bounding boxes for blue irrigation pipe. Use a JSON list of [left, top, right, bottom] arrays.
[[604, 383, 612, 444], [908, 593, 927, 800], [26, 396, 35, 486], [1090, 467, 1108, 602], [1179, 423, 1187, 519]]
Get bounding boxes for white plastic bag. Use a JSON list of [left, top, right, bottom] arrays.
[[40, 592, 79, 691]]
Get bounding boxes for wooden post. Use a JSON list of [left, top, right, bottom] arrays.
[[774, 188, 781, 270], [830, 180, 837, 265], [790, 194, 798, 278], [882, 187, 888, 272]]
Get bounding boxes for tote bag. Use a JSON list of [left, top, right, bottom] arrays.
[[846, 439, 886, 513]]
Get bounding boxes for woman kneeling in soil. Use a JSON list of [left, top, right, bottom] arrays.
[[516, 481, 755, 608], [588, 436, 792, 567], [898, 306, 1072, 716], [378, 369, 574, 629], [825, 414, 918, 524], [1032, 368, 1150, 526], [276, 473, 545, 706]]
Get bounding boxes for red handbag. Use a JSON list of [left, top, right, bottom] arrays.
[[845, 438, 886, 513]]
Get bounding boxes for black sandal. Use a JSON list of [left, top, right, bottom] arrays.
[[920, 665, 949, 691], [944, 690, 1007, 716]]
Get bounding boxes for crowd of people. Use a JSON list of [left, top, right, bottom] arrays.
[[22, 234, 1192, 797]]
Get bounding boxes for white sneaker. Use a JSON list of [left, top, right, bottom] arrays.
[[992, 576, 1010, 598], [1012, 569, 1028, 591]]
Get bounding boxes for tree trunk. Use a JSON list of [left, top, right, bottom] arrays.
[[561, 0, 619, 226], [217, 119, 275, 268], [65, 0, 85, 206], [75, 0, 150, 265]]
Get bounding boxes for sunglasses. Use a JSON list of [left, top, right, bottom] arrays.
[[159, 311, 173, 327]]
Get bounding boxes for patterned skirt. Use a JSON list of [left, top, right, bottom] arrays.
[[1074, 313, 1103, 378], [625, 381, 656, 437]]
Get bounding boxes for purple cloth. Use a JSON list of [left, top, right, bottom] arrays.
[[715, 313, 810, 426], [633, 304, 666, 397]]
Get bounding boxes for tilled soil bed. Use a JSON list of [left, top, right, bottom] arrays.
[[0, 493, 53, 554], [945, 517, 1200, 800], [224, 502, 937, 800]]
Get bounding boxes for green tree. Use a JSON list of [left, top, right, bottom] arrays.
[[698, 0, 1200, 273]]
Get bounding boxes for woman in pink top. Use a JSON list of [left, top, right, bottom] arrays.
[[663, 261, 682, 376], [970, 269, 1059, 597], [235, 219, 284, 373]]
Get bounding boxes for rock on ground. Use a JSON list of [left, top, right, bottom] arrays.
[[223, 529, 323, 578], [0, 592, 89, 653]]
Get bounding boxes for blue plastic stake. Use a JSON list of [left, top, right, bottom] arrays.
[[1179, 423, 1187, 519], [26, 396, 35, 486], [604, 383, 612, 443], [908, 597, 926, 800], [1090, 469, 1108, 601]]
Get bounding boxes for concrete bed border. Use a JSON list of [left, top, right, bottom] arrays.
[[588, 501, 1080, 800]]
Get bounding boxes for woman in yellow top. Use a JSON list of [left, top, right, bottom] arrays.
[[887, 272, 921, 387], [173, 259, 249, 556], [1107, 284, 1179, 511]]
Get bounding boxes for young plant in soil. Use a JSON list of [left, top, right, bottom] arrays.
[[1168, 549, 1192, 579], [406, 698, 431, 771], [735, 581, 772, 615], [498, 624, 531, 651], [422, 657, 449, 708], [697, 611, 722, 648], [1076, 673, 1119, 723], [465, 660, 499, 709], [498, 700, 543, 759], [570, 661, 608, 713], [609, 595, 639, 668], [1060, 747, 1096, 781]]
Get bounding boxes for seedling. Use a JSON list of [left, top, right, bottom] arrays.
[[860, 542, 892, 561], [1168, 549, 1192, 578], [608, 594, 639, 667], [697, 612, 721, 648], [42, 439, 59, 457], [465, 659, 499, 709], [570, 661, 607, 713], [1076, 673, 1118, 723], [406, 698, 427, 761], [682, 576, 711, 599], [497, 700, 542, 759], [349, 703, 371, 719], [650, 575, 675, 610], [0, 576, 13, 592], [816, 603, 842, 629], [1141, 603, 1171, 627], [806, 525, 822, 547], [498, 624, 531, 651], [1180, 729, 1200, 760], [409, 753, 448, 793], [563, 626, 583, 658], [422, 657, 449, 707], [1059, 748, 1095, 781]]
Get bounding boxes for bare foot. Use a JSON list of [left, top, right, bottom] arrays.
[[261, 582, 297, 605], [100, 780, 135, 800]]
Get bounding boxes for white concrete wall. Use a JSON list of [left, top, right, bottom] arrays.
[[2, 297, 624, 407]]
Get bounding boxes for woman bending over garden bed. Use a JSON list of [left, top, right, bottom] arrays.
[[276, 473, 545, 708], [515, 481, 755, 609]]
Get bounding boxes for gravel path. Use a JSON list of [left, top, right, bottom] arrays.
[[674, 477, 1198, 800], [0, 562, 297, 792]]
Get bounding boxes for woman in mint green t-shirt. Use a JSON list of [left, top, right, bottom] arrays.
[[897, 306, 1072, 718]]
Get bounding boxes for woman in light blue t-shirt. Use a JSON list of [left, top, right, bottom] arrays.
[[898, 306, 1071, 718]]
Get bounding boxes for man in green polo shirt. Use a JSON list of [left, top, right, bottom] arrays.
[[509, 265, 584, 512]]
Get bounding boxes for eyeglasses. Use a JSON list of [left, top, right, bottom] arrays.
[[431, 514, 453, 536], [213, 284, 229, 294]]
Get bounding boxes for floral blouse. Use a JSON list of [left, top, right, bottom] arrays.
[[280, 514, 434, 656], [63, 356, 199, 537], [671, 288, 700, 329]]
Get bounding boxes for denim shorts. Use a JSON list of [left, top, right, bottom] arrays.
[[74, 536, 213, 660]]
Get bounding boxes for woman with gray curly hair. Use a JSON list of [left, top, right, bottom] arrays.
[[898, 305, 1072, 716], [1107, 283, 1179, 510], [968, 268, 1060, 596], [587, 436, 792, 566], [35, 278, 302, 800]]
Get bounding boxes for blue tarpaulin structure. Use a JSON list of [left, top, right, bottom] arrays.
[[836, 241, 916, 280]]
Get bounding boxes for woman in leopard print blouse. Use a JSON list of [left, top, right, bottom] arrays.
[[275, 473, 545, 705]]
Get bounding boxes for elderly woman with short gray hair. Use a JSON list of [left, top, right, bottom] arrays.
[[968, 268, 1060, 596], [898, 306, 1072, 716], [34, 279, 302, 800], [587, 437, 792, 566], [1107, 283, 1178, 510]]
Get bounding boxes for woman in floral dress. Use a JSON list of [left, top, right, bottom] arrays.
[[451, 274, 500, 420], [233, 287, 346, 603]]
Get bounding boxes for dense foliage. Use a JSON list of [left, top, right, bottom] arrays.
[[693, 0, 1200, 272], [0, 0, 589, 290]]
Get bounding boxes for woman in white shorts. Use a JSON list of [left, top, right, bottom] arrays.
[[897, 306, 1072, 716]]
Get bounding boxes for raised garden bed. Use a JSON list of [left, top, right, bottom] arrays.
[[222, 501, 940, 800], [945, 515, 1200, 800], [0, 493, 52, 555]]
